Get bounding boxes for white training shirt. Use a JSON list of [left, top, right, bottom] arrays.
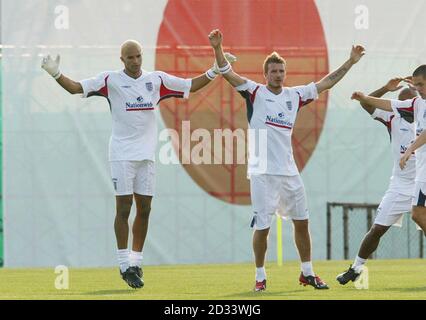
[[80, 69, 191, 161], [236, 79, 318, 176], [371, 108, 416, 196], [391, 97, 426, 183]]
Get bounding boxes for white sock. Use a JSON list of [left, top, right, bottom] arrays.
[[353, 256, 367, 273], [301, 261, 315, 277], [117, 249, 130, 273], [255, 267, 266, 281], [129, 250, 143, 267]]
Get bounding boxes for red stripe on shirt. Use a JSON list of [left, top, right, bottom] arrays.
[[158, 77, 184, 103], [265, 121, 292, 129], [397, 97, 417, 114], [98, 75, 109, 97], [250, 86, 260, 104], [297, 93, 313, 110], [127, 108, 155, 111]]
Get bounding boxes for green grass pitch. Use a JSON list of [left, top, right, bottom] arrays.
[[0, 259, 425, 300]]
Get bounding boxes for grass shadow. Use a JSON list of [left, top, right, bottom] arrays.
[[84, 289, 138, 296], [221, 289, 309, 299], [386, 287, 426, 293]]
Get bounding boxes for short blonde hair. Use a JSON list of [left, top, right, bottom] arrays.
[[263, 52, 286, 74]]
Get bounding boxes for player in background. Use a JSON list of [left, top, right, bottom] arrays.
[[41, 40, 235, 289], [351, 65, 426, 239], [209, 29, 365, 291], [336, 78, 417, 285]]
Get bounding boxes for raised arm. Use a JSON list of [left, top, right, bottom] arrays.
[[360, 78, 404, 114], [351, 91, 393, 112], [315, 45, 365, 94], [191, 51, 237, 92], [208, 29, 245, 87], [41, 54, 83, 94], [190, 74, 212, 92]]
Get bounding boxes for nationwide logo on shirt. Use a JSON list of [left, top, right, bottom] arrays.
[[265, 115, 293, 129], [126, 96, 154, 111]]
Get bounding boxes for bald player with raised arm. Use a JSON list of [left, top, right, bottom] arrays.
[[41, 40, 232, 289]]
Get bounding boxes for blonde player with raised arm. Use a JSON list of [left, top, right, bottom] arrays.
[[209, 29, 365, 291], [41, 40, 235, 289]]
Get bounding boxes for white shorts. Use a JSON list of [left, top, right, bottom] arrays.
[[413, 182, 426, 207], [375, 190, 413, 227], [110, 160, 155, 196], [250, 174, 309, 230]]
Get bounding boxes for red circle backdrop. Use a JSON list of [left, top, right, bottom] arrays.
[[156, 0, 329, 205]]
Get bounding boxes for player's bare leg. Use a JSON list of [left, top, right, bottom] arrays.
[[114, 195, 143, 289], [115, 195, 133, 249], [253, 228, 269, 267], [337, 224, 390, 285], [293, 219, 311, 262], [132, 193, 152, 252], [293, 219, 328, 289], [253, 228, 269, 291], [129, 193, 152, 282], [358, 224, 390, 258], [412, 206, 426, 235]]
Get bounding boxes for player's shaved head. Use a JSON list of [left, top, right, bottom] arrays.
[[120, 40, 142, 58], [120, 40, 143, 79], [398, 87, 417, 100]]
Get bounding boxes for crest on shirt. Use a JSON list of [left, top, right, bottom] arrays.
[[145, 82, 153, 92], [286, 101, 292, 110], [278, 112, 284, 118]]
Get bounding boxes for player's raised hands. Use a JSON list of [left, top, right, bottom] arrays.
[[209, 52, 238, 78], [351, 91, 366, 101], [403, 76, 413, 84], [209, 29, 223, 49], [41, 54, 61, 79], [349, 45, 365, 64], [384, 77, 404, 92], [401, 76, 418, 91]]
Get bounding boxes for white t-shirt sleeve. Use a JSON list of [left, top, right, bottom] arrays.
[[371, 108, 393, 122], [156, 71, 191, 101], [390, 98, 417, 122], [79, 71, 111, 98], [293, 82, 319, 109], [235, 78, 260, 93]]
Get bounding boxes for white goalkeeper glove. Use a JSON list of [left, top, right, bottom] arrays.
[[206, 52, 237, 80], [41, 54, 62, 80]]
